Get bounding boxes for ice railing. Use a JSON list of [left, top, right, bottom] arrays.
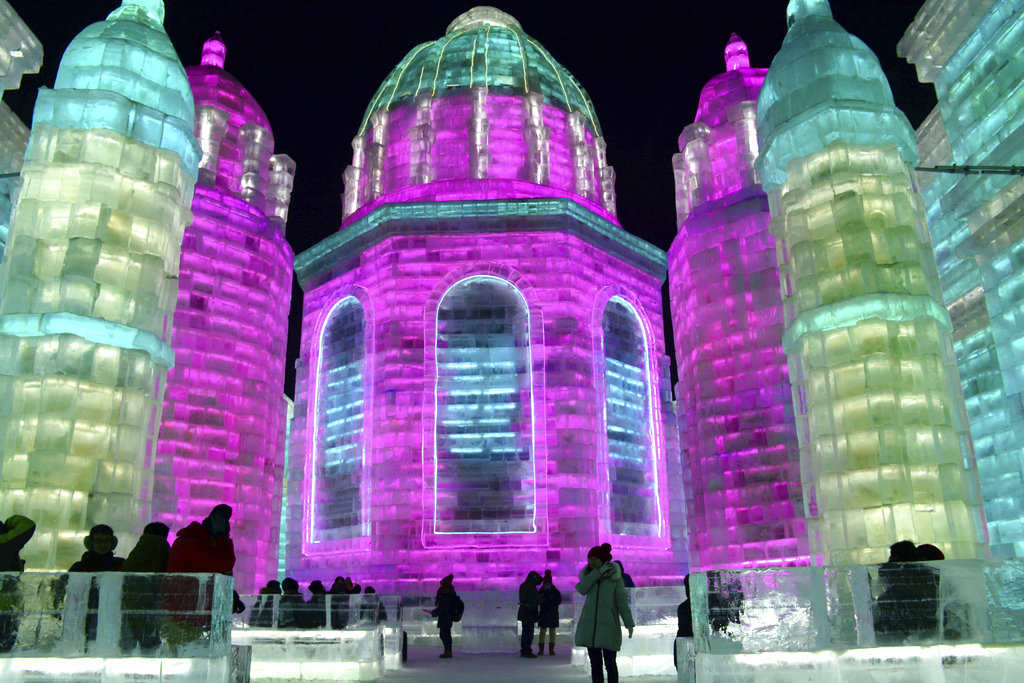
[[690, 560, 1024, 654], [0, 571, 233, 658], [231, 593, 402, 676]]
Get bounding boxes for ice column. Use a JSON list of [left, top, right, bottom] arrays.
[[0, 0, 42, 262], [153, 33, 294, 592], [755, 0, 988, 564], [670, 36, 806, 570], [900, 0, 1024, 558], [0, 0, 200, 569]]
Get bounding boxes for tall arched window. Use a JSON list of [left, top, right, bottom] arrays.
[[602, 297, 659, 536], [312, 297, 366, 542], [434, 276, 535, 534]]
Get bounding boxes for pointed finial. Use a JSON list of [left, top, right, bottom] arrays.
[[786, 0, 832, 28], [117, 0, 165, 24], [201, 31, 227, 69], [724, 34, 750, 71]]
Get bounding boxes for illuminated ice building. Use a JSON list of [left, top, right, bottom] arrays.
[[0, 0, 199, 568], [755, 0, 988, 564], [153, 33, 295, 592], [288, 7, 685, 591], [670, 35, 807, 571], [900, 0, 1024, 559]]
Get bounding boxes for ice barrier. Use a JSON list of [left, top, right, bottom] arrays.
[[683, 560, 1024, 682], [231, 593, 401, 681], [0, 571, 234, 683]]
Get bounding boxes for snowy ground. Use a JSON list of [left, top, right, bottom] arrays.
[[376, 646, 677, 682]]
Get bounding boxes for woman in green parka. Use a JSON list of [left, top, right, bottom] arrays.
[[574, 543, 634, 683]]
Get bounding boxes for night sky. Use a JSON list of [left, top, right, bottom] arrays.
[[5, 1, 936, 396]]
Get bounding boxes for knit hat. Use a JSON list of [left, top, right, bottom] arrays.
[[588, 543, 613, 563], [440, 573, 454, 587], [543, 569, 553, 586]]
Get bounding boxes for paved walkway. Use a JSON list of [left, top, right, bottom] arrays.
[[378, 647, 677, 682]]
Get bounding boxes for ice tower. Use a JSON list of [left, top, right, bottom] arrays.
[[153, 33, 295, 592], [0, 0, 42, 262], [0, 0, 199, 569], [289, 7, 684, 591], [755, 0, 988, 564], [670, 35, 806, 570], [900, 0, 1024, 559]]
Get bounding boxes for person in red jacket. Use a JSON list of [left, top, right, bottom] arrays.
[[163, 505, 236, 645]]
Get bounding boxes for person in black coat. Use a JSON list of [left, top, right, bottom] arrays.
[[430, 573, 458, 658], [518, 570, 542, 657], [537, 570, 562, 655], [69, 524, 125, 643], [0, 515, 35, 652], [675, 575, 693, 669]]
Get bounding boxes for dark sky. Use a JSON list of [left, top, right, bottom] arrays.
[[6, 1, 935, 397]]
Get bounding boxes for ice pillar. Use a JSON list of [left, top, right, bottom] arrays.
[[755, 0, 988, 564], [670, 36, 806, 570], [153, 34, 294, 592], [900, 0, 1024, 559], [0, 0, 200, 569]]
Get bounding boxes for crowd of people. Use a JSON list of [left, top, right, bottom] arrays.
[[248, 575, 387, 629]]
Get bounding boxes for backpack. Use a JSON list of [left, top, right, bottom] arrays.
[[453, 595, 465, 622]]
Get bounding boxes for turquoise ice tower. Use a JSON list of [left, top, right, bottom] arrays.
[[756, 0, 988, 564], [900, 0, 1024, 559], [0, 0, 199, 569]]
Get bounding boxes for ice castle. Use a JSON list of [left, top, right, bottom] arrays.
[[286, 6, 686, 591]]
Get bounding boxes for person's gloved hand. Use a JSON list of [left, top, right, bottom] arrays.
[[628, 627, 634, 638], [232, 590, 246, 614]]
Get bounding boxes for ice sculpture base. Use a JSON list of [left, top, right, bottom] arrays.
[[232, 628, 384, 682], [0, 656, 231, 683]]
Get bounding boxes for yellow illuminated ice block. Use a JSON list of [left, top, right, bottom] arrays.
[[771, 141, 987, 564], [0, 0, 198, 570]]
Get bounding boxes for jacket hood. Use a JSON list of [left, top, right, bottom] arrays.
[[176, 521, 207, 539]]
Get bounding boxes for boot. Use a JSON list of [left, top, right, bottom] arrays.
[[548, 642, 555, 655], [439, 650, 453, 658]]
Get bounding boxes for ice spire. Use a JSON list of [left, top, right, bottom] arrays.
[[786, 0, 832, 27], [109, 0, 165, 24], [724, 33, 750, 71], [201, 31, 227, 69]]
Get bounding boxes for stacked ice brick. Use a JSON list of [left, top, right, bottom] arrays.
[[669, 35, 806, 570], [288, 7, 685, 591], [0, 0, 41, 262], [899, 0, 1024, 559], [0, 0, 200, 569], [755, 0, 988, 564], [153, 33, 295, 593]]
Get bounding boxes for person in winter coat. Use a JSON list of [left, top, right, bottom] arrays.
[[163, 504, 236, 642], [120, 522, 170, 652], [518, 570, 542, 657], [0, 514, 35, 652], [430, 573, 459, 658], [674, 575, 693, 669], [537, 569, 562, 655], [69, 524, 126, 643], [277, 577, 310, 629], [250, 580, 281, 627], [575, 543, 635, 683], [329, 576, 351, 629], [306, 580, 328, 628]]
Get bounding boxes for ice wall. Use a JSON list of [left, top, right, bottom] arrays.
[[0, 0, 199, 569], [0, 0, 41, 263], [154, 34, 295, 592], [755, 0, 988, 564], [900, 0, 1024, 559], [669, 35, 806, 570]]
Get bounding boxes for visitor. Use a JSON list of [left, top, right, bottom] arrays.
[[537, 569, 562, 655], [575, 543, 634, 683], [917, 544, 945, 561], [430, 573, 461, 658], [163, 504, 236, 644], [69, 524, 125, 643], [277, 577, 308, 628], [307, 580, 328, 628], [120, 522, 170, 652], [612, 560, 635, 588], [329, 576, 350, 629], [874, 540, 939, 643], [250, 580, 281, 627], [518, 570, 542, 657], [360, 586, 387, 623], [0, 514, 35, 652], [674, 574, 693, 669]]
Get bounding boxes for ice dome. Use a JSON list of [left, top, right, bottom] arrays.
[[342, 6, 618, 222], [755, 0, 918, 190], [44, 0, 199, 176], [188, 32, 271, 133]]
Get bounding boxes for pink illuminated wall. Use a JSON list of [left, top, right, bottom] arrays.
[[669, 35, 807, 570], [288, 8, 685, 592], [154, 34, 295, 592]]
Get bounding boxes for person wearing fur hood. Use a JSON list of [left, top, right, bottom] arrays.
[[574, 543, 634, 683]]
